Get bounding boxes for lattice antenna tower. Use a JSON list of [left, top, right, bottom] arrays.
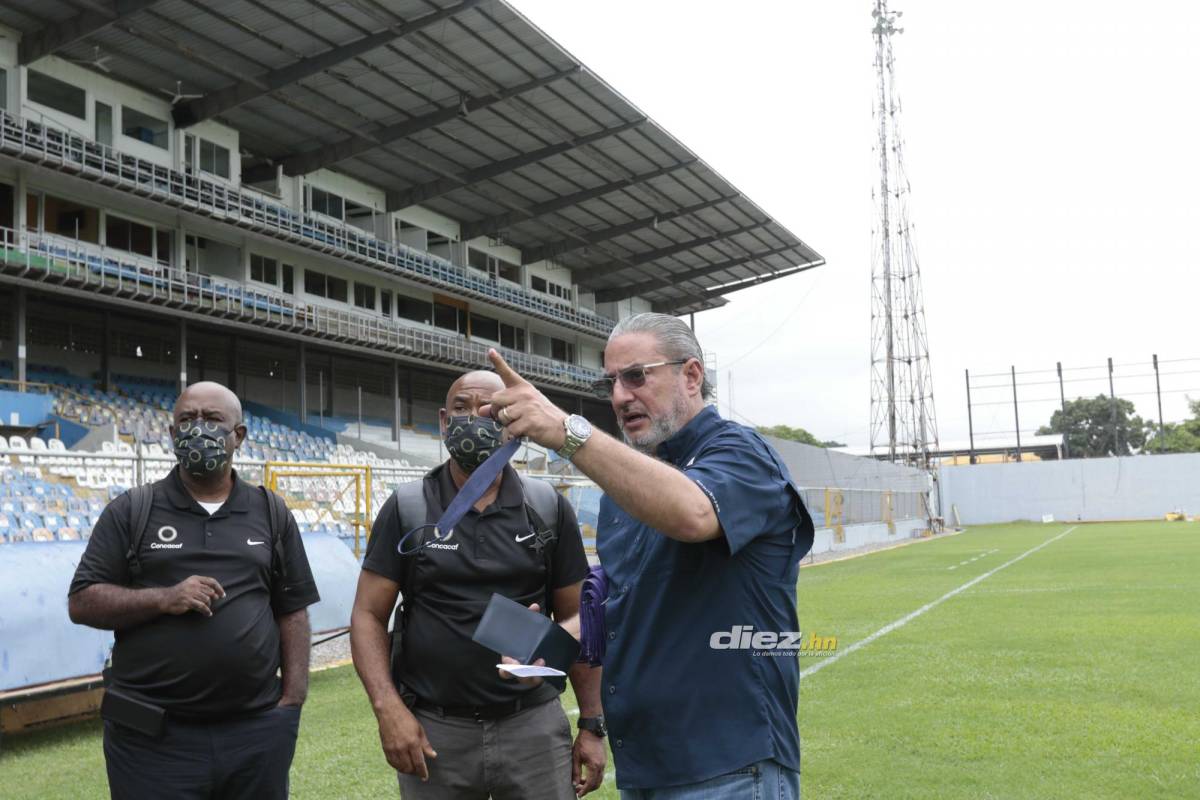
[[869, 0, 939, 468]]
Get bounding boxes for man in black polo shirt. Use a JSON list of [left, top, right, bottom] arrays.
[[350, 369, 607, 799], [68, 381, 320, 800]]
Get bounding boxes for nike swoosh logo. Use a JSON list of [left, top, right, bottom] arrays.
[[247, 539, 267, 546], [514, 532, 536, 543]]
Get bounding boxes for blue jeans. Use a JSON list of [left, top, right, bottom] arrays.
[[620, 760, 799, 800]]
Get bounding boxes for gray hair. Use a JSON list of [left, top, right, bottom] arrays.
[[607, 313, 714, 400]]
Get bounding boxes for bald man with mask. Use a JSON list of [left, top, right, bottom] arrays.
[[69, 381, 320, 800], [351, 369, 606, 799]]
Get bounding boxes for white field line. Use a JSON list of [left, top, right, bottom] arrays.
[[799, 526, 1077, 681], [948, 547, 999, 570]]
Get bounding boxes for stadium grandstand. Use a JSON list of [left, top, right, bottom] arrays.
[[0, 2, 834, 714], [0, 0, 822, 557]]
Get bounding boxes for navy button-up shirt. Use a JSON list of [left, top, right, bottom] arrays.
[[597, 405, 814, 790]]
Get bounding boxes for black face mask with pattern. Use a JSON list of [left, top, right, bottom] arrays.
[[443, 414, 505, 473], [172, 420, 236, 479]]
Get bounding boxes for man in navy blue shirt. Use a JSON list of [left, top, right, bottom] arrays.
[[480, 312, 814, 799]]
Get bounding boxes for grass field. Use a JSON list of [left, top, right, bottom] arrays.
[[2, 521, 1196, 798]]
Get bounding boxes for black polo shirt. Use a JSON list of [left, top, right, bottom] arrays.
[[363, 463, 588, 707], [69, 467, 320, 720]]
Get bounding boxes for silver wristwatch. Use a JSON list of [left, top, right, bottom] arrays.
[[557, 414, 593, 460]]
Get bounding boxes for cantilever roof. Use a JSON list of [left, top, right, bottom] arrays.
[[3, 0, 824, 316]]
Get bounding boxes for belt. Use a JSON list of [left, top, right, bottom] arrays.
[[410, 692, 552, 722]]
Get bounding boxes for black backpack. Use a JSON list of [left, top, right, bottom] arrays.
[[388, 473, 561, 656], [124, 482, 289, 585]]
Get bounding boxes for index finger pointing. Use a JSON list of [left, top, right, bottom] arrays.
[[487, 348, 527, 388]]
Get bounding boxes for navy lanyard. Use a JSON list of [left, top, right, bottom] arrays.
[[396, 437, 523, 556]]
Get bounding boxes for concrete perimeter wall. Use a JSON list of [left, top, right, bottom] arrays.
[[939, 452, 1200, 524]]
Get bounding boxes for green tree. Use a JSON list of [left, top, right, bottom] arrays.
[[757, 424, 846, 448], [1037, 395, 1151, 457], [1143, 397, 1200, 453]]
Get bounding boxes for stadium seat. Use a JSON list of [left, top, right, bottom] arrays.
[[8, 436, 28, 451], [29, 437, 47, 452], [57, 527, 80, 541], [31, 527, 53, 542]]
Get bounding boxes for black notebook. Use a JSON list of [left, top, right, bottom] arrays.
[[472, 593, 581, 674]]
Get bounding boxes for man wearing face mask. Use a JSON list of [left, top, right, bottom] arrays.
[[350, 369, 605, 799], [68, 381, 320, 800]]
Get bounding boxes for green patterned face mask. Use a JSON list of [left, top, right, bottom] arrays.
[[172, 420, 234, 478], [443, 414, 505, 473]]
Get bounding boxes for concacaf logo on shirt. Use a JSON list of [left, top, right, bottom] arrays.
[[151, 525, 184, 550]]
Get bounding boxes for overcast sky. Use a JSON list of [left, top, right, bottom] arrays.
[[509, 0, 1200, 448]]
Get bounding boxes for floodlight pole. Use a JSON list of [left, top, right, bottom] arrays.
[[1057, 362, 1068, 459], [1011, 366, 1021, 462], [965, 369, 975, 464], [1108, 357, 1118, 455], [1153, 354, 1164, 453], [868, 0, 938, 469]]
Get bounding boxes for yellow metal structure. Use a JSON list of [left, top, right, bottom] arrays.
[[825, 489, 846, 544], [264, 462, 373, 558], [882, 490, 896, 535]]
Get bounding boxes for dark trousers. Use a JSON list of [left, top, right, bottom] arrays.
[[397, 697, 575, 800], [103, 704, 302, 800]]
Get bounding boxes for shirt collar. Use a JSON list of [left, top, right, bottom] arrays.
[[656, 405, 723, 465], [432, 460, 524, 511], [164, 465, 250, 514]]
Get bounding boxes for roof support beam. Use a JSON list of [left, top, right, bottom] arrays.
[[275, 68, 578, 177], [173, 0, 485, 127], [651, 262, 821, 312], [595, 245, 814, 302], [458, 159, 696, 241], [521, 195, 736, 265], [652, 294, 729, 314], [19, 0, 164, 65], [578, 223, 769, 286], [385, 117, 644, 211]]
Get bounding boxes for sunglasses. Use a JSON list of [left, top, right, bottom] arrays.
[[590, 360, 688, 399]]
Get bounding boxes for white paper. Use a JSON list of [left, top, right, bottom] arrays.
[[497, 663, 566, 678]]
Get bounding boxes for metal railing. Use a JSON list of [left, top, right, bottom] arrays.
[[0, 109, 615, 338], [0, 227, 602, 391]]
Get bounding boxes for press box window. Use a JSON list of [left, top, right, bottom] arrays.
[[396, 295, 431, 325], [499, 323, 525, 351], [380, 291, 392, 317], [199, 138, 231, 179], [250, 254, 278, 285], [551, 337, 575, 363], [122, 106, 169, 149], [470, 313, 499, 342], [304, 270, 347, 302], [28, 71, 86, 119], [105, 215, 153, 258], [353, 283, 376, 310], [310, 187, 344, 220]]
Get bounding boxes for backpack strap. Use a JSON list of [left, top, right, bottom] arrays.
[[517, 475, 561, 619], [259, 486, 290, 586], [390, 479, 433, 619], [124, 484, 157, 579]]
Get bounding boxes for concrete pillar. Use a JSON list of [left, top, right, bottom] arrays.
[[15, 286, 26, 390], [298, 343, 308, 423], [228, 336, 239, 395], [405, 368, 414, 432], [328, 357, 336, 416], [392, 360, 401, 442], [101, 311, 112, 392], [15, 170, 27, 233], [177, 320, 187, 394]]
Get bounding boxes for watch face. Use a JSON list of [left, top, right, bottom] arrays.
[[567, 415, 593, 438]]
